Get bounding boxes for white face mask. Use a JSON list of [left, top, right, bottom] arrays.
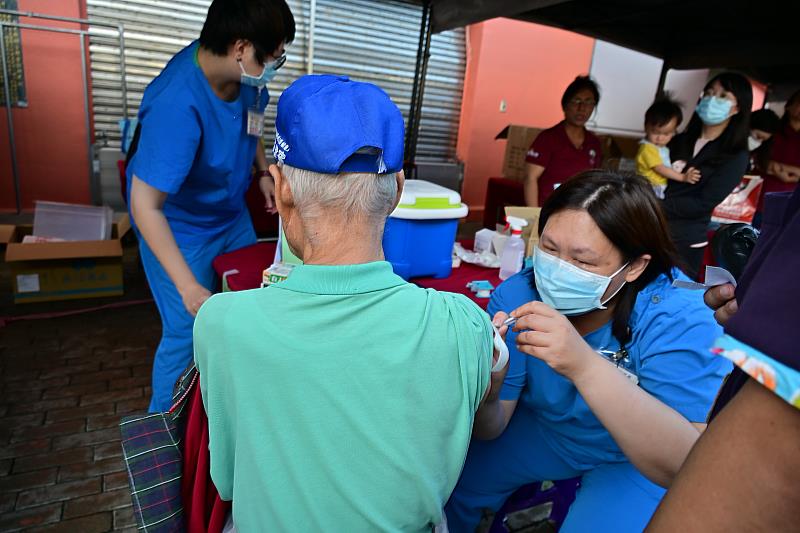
[[747, 135, 762, 151]]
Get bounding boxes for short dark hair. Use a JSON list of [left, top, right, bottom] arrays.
[[561, 76, 600, 110], [199, 0, 295, 63], [750, 109, 780, 134], [781, 89, 800, 126], [673, 72, 753, 158], [645, 97, 683, 128], [531, 170, 679, 348]]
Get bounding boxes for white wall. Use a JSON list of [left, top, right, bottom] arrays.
[[586, 40, 709, 137], [663, 69, 710, 129]]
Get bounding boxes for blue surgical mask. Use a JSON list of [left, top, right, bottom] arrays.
[[696, 96, 734, 126], [533, 247, 629, 316], [238, 58, 280, 88]]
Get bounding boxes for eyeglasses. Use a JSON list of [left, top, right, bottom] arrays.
[[270, 52, 287, 71], [568, 98, 597, 108]]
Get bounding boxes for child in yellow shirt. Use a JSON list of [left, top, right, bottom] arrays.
[[636, 98, 700, 198]]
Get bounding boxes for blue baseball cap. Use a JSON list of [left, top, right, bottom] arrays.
[[272, 75, 405, 174]]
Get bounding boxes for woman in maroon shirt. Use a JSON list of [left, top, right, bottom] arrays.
[[758, 89, 800, 217], [524, 76, 603, 207]]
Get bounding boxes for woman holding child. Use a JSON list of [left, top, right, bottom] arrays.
[[446, 171, 730, 532], [661, 72, 753, 279]]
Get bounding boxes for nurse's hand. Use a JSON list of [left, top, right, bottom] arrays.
[[510, 301, 596, 382], [704, 283, 738, 326], [259, 175, 278, 214], [180, 282, 212, 317]]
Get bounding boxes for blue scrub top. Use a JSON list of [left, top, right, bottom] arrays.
[[489, 268, 731, 470], [127, 41, 269, 243]]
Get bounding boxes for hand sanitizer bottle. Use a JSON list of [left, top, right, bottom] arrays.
[[499, 216, 528, 280]]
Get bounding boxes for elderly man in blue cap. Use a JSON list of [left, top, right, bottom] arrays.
[[193, 75, 505, 531]]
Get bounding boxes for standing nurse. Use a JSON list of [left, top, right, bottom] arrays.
[[524, 76, 603, 207], [127, 0, 296, 412]]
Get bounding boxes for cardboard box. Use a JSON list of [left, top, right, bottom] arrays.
[[503, 206, 542, 256], [495, 125, 542, 181], [4, 214, 131, 304], [0, 224, 15, 244], [598, 134, 640, 172]]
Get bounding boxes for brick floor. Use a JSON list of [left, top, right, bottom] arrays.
[[0, 240, 160, 531]]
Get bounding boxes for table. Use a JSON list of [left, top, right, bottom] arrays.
[[211, 241, 503, 308], [415, 262, 502, 309]]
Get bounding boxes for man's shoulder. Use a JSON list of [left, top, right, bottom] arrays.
[[195, 289, 265, 332]]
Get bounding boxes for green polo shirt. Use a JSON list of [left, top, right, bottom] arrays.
[[193, 261, 492, 531]]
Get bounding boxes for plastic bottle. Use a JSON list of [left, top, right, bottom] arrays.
[[498, 216, 528, 280]]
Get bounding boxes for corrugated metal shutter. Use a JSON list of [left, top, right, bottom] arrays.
[[311, 0, 464, 161], [86, 0, 464, 162]]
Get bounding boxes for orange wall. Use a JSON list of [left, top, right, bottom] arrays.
[[456, 19, 595, 218], [0, 0, 90, 212], [751, 80, 766, 109]]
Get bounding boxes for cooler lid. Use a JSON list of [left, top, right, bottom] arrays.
[[397, 180, 462, 209]]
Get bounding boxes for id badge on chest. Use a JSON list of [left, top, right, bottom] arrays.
[[246, 105, 264, 137]]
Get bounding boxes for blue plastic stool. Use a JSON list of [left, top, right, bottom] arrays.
[[489, 478, 580, 532]]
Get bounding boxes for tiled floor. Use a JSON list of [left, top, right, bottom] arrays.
[[1, 240, 160, 531]]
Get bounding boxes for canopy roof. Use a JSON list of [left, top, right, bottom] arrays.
[[418, 0, 798, 85]]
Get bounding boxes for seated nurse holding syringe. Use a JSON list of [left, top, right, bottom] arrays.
[[446, 170, 731, 533]]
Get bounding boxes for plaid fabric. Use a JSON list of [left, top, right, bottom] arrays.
[[120, 364, 197, 532]]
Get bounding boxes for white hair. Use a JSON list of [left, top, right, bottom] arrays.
[[280, 164, 398, 222]]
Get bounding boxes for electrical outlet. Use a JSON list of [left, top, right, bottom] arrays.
[[499, 99, 507, 112]]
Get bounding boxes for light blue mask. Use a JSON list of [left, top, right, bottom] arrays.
[[533, 247, 629, 316], [238, 58, 279, 88], [696, 96, 734, 125]]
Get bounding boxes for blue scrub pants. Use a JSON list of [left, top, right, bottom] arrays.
[[139, 212, 256, 412], [445, 406, 666, 532]]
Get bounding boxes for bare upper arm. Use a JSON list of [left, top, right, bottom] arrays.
[[130, 174, 168, 212], [526, 163, 545, 183]]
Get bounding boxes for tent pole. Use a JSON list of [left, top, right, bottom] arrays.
[[655, 61, 670, 98], [404, 0, 431, 179]]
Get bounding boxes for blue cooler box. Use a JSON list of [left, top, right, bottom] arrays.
[[382, 180, 468, 280]]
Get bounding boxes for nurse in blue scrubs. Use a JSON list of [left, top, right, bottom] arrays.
[[446, 171, 731, 532], [126, 0, 295, 412]]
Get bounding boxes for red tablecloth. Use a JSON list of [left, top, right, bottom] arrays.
[[415, 262, 502, 309], [212, 241, 503, 308]]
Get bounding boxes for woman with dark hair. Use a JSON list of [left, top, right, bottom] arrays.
[[524, 76, 603, 207], [662, 72, 753, 278], [127, 0, 296, 411], [748, 108, 781, 175], [757, 89, 800, 220], [446, 171, 730, 532]]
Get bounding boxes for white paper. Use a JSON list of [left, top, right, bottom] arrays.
[[672, 266, 737, 291], [16, 274, 40, 293]]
